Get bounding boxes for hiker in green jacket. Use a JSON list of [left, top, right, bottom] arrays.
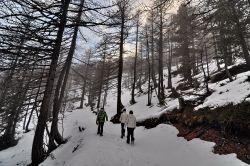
[[96, 108, 108, 136]]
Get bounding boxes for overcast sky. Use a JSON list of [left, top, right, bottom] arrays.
[[136, 0, 181, 13], [75, 0, 181, 60]]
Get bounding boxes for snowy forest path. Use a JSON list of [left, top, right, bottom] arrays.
[[39, 108, 248, 166], [1, 107, 247, 166]]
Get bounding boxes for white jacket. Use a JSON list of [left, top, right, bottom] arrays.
[[126, 114, 136, 128], [119, 112, 128, 123]]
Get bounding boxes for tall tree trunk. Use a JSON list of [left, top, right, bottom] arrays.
[[220, 30, 233, 82], [178, 5, 192, 84], [150, 10, 157, 89], [97, 41, 107, 109], [212, 33, 221, 71], [200, 48, 209, 94], [146, 27, 152, 106], [167, 32, 172, 89], [31, 1, 70, 165], [138, 42, 143, 93], [204, 43, 210, 78], [79, 53, 91, 108], [49, 0, 84, 153], [224, 48, 233, 82], [48, 62, 67, 151], [102, 65, 111, 108], [158, 4, 164, 105], [26, 61, 47, 132], [196, 53, 199, 73], [79, 85, 85, 108], [131, 13, 139, 105], [117, 8, 125, 115], [191, 38, 197, 75]]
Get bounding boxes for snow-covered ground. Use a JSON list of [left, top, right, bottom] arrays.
[[0, 131, 34, 166], [1, 59, 250, 166], [40, 108, 247, 166], [1, 95, 249, 166], [1, 106, 247, 166]]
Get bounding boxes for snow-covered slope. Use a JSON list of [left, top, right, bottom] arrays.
[[1, 59, 250, 166], [195, 71, 250, 110], [106, 88, 179, 122]]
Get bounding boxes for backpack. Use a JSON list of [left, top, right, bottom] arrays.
[[97, 111, 107, 122]]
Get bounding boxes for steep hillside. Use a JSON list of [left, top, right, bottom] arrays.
[[134, 59, 250, 164]]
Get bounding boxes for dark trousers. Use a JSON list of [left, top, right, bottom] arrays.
[[97, 122, 104, 135], [127, 127, 135, 143], [121, 123, 125, 138]]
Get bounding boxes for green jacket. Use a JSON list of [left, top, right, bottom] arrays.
[[96, 110, 108, 123]]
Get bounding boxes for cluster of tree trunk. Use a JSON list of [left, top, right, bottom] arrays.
[[0, 0, 122, 165]]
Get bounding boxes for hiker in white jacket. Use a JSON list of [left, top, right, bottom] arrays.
[[119, 109, 128, 138], [125, 110, 136, 144]]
